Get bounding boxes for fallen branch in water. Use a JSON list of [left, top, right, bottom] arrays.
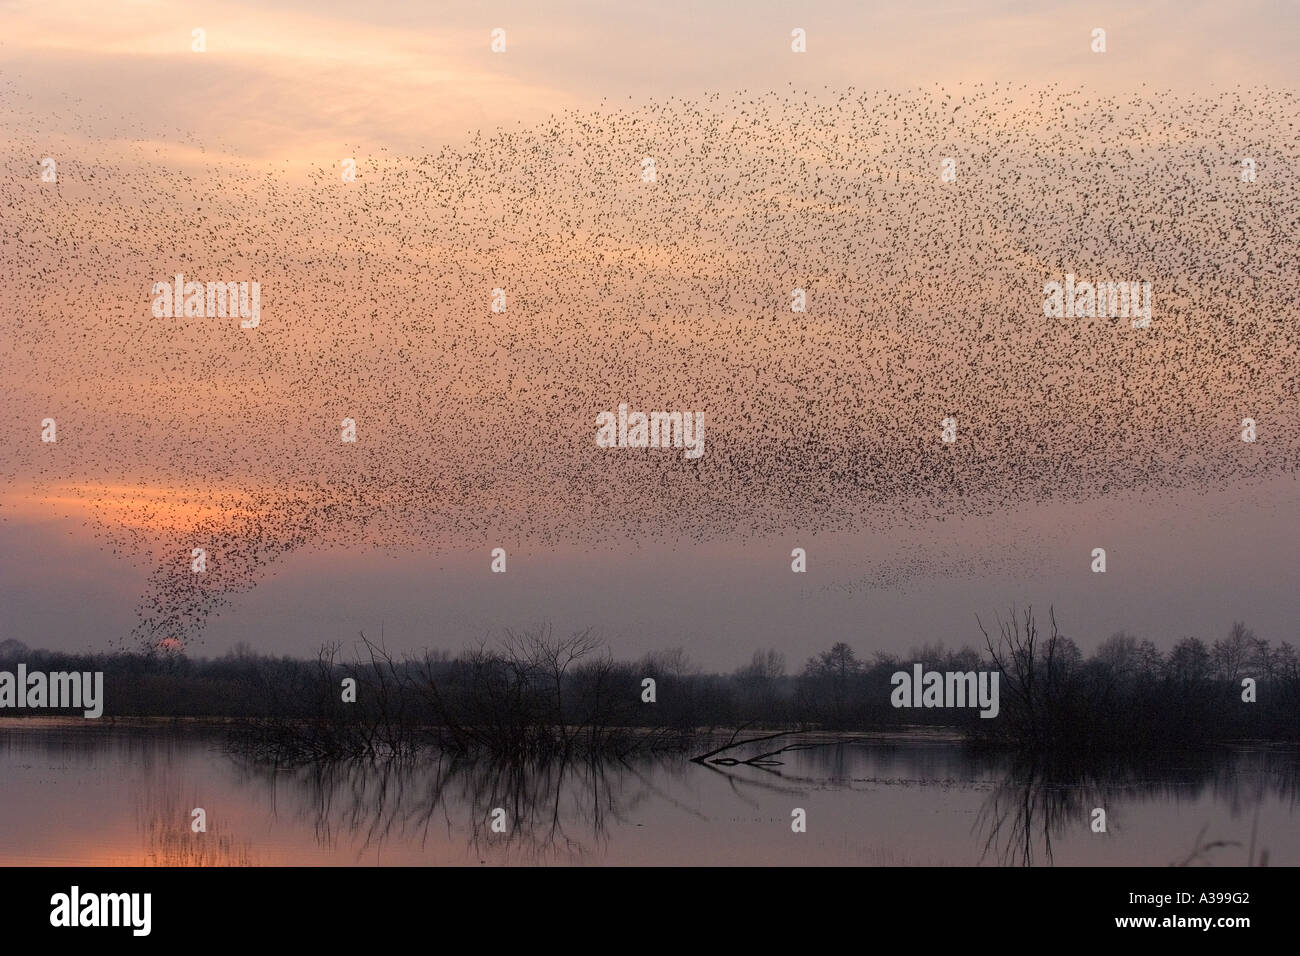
[[691, 729, 809, 766]]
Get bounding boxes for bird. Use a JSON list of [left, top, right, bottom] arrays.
[[1, 81, 1296, 649]]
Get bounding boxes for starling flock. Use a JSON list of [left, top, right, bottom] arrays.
[[2, 82, 1296, 649]]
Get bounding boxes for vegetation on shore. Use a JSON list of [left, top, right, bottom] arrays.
[[2, 608, 1296, 763]]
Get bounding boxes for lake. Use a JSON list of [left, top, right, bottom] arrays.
[[1, 719, 1294, 866]]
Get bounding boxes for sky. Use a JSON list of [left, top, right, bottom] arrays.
[[1, 0, 1298, 669], [3, 0, 1297, 162]]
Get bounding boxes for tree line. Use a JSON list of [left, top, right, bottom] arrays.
[[1, 607, 1295, 761]]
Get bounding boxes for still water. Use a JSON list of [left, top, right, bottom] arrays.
[[1, 719, 1295, 866]]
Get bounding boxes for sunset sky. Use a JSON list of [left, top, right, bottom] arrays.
[[2, 0, 1298, 668], [3, 0, 1296, 162]]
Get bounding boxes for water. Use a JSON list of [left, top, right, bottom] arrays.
[[1, 719, 1295, 866]]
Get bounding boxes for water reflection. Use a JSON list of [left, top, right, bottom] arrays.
[[972, 748, 1298, 867], [253, 752, 708, 864], [0, 722, 1295, 865], [136, 782, 255, 866]]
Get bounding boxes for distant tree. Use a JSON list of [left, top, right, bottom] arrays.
[[639, 646, 696, 679], [871, 649, 902, 671], [804, 642, 862, 680], [1271, 642, 1299, 682], [802, 642, 862, 727], [1166, 637, 1211, 686], [734, 649, 787, 724], [1135, 639, 1164, 678], [908, 642, 946, 669], [1096, 632, 1141, 678], [1211, 621, 1261, 682], [943, 645, 982, 672], [752, 648, 786, 680]]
